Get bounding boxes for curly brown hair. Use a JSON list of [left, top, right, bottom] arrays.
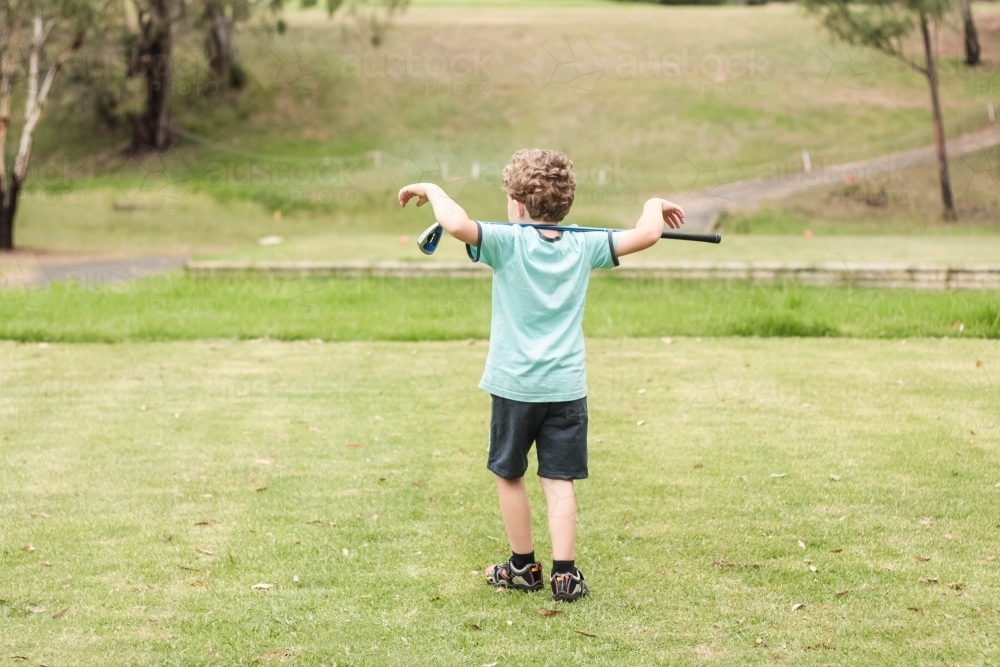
[[502, 149, 576, 222]]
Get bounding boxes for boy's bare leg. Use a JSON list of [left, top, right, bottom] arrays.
[[540, 478, 577, 561], [494, 475, 534, 555]]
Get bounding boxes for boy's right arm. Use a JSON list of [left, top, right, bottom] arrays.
[[614, 198, 685, 257], [398, 183, 479, 246]]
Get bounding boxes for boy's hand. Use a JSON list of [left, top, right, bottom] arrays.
[[648, 198, 685, 229], [398, 183, 435, 208], [397, 182, 479, 246], [615, 198, 687, 258]]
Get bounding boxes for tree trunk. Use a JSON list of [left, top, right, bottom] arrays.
[[205, 6, 235, 85], [960, 0, 981, 66], [920, 13, 956, 221], [129, 0, 177, 151], [0, 179, 21, 250]]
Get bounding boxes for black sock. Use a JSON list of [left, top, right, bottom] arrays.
[[510, 551, 536, 569], [552, 559, 575, 575]]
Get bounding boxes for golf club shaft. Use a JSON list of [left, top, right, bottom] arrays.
[[512, 223, 722, 244]]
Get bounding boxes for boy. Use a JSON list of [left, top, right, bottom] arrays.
[[398, 149, 684, 601]]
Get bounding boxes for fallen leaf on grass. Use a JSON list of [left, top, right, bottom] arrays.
[[835, 589, 848, 596], [194, 520, 216, 527], [915, 555, 931, 562], [400, 637, 408, 645], [537, 609, 563, 617], [809, 565, 818, 573], [252, 583, 272, 590], [920, 517, 934, 527], [27, 606, 45, 613], [829, 474, 841, 482], [791, 603, 805, 612], [798, 540, 806, 549], [346, 443, 365, 450], [770, 473, 787, 479], [29, 512, 49, 518], [309, 427, 323, 434], [22, 544, 35, 552], [38, 562, 52, 568], [574, 630, 597, 638], [830, 548, 843, 553], [469, 623, 481, 630], [908, 606, 924, 613], [948, 581, 965, 590], [919, 577, 939, 585], [636, 420, 645, 426], [52, 607, 69, 619]]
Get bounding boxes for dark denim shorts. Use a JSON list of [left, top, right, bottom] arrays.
[[487, 394, 589, 481]]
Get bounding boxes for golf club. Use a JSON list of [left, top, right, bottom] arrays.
[[418, 221, 721, 255]]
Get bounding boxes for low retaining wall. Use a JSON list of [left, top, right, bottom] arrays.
[[185, 260, 1000, 290]]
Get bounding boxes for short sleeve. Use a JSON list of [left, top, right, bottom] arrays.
[[585, 230, 620, 269], [466, 222, 514, 269]]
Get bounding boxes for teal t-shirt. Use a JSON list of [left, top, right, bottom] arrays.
[[467, 222, 620, 402]]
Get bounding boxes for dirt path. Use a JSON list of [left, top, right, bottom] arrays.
[[672, 125, 1000, 231]]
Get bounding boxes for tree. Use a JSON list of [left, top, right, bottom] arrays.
[[958, 0, 980, 66], [0, 0, 95, 250], [124, 0, 183, 151], [200, 0, 407, 92], [803, 0, 957, 220]]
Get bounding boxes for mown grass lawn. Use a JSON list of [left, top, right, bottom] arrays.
[[2, 338, 998, 666], [2, 274, 999, 342]]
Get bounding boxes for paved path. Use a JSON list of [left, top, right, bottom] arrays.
[[672, 126, 1000, 231], [23, 255, 188, 287]]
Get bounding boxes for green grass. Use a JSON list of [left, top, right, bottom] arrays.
[[720, 146, 1000, 235], [2, 337, 999, 665], [2, 274, 999, 342], [15, 2, 1000, 239]]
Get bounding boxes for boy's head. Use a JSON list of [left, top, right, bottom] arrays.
[[502, 149, 575, 223]]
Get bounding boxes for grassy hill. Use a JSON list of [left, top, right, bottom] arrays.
[[11, 1, 1000, 255]]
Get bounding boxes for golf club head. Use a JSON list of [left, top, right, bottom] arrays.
[[418, 222, 444, 255]]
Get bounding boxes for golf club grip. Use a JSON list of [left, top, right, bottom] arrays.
[[660, 231, 722, 244]]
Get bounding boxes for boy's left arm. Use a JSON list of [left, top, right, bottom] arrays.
[[398, 183, 479, 246], [614, 198, 685, 257]]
